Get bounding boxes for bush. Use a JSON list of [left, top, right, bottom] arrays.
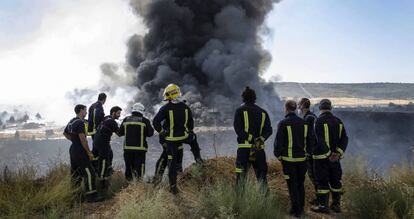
[[197, 179, 286, 219], [0, 163, 77, 218]]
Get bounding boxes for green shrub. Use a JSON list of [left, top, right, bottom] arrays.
[[198, 179, 286, 219]]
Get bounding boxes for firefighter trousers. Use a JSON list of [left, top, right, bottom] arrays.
[[282, 161, 307, 214]]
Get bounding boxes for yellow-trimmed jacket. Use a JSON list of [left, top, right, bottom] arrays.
[[119, 113, 154, 151], [313, 111, 348, 160], [274, 112, 315, 162], [233, 103, 272, 149], [153, 101, 194, 142]]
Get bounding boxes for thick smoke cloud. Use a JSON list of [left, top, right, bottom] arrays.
[[128, 0, 282, 123]]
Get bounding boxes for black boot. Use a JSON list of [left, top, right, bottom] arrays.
[[311, 194, 330, 214], [170, 184, 179, 195], [85, 192, 105, 203], [331, 192, 341, 213]]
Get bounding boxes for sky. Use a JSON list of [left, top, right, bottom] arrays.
[[0, 0, 413, 121]]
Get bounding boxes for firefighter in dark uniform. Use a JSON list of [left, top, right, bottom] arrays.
[[63, 104, 103, 203], [234, 86, 272, 186], [298, 98, 319, 205], [153, 83, 203, 194], [87, 93, 107, 170], [311, 99, 348, 214], [94, 106, 122, 188], [274, 100, 315, 217], [118, 103, 154, 181]]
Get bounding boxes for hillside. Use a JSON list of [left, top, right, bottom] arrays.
[[275, 82, 414, 102]]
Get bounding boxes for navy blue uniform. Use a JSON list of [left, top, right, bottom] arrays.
[[88, 101, 105, 159], [94, 116, 119, 180], [119, 112, 154, 180], [313, 111, 348, 208], [303, 111, 318, 196], [64, 117, 97, 195], [155, 135, 184, 178], [234, 103, 272, 184], [274, 112, 315, 215], [153, 101, 201, 188]]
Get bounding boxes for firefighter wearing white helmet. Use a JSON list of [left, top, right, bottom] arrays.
[[118, 102, 154, 181], [153, 83, 203, 194]]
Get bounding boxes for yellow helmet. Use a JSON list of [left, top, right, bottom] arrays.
[[163, 83, 181, 101]]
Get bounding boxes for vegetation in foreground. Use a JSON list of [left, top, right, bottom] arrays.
[[1, 156, 413, 218]]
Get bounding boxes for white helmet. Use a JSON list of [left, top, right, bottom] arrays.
[[132, 102, 145, 114]]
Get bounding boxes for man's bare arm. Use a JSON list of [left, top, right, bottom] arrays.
[[79, 133, 93, 160]]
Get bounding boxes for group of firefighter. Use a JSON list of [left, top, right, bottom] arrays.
[[64, 84, 348, 217]]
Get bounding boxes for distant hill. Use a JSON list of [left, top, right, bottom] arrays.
[[274, 82, 414, 100]]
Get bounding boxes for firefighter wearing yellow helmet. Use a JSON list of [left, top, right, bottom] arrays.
[[153, 83, 203, 194]]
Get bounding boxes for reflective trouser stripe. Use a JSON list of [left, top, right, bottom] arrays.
[[141, 164, 145, 177], [287, 126, 293, 158], [324, 123, 330, 148], [283, 175, 290, 180], [178, 145, 184, 150], [100, 159, 106, 178], [317, 189, 330, 194], [331, 187, 343, 193], [260, 112, 265, 135], [85, 168, 93, 192], [168, 155, 173, 160], [124, 146, 147, 151], [235, 168, 243, 173], [169, 110, 174, 139], [86, 190, 97, 195]]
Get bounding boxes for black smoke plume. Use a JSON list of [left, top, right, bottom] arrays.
[[128, 0, 282, 123]]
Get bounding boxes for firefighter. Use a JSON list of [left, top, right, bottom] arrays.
[[311, 99, 348, 214], [153, 83, 202, 194], [234, 86, 272, 186], [118, 103, 154, 181], [87, 93, 107, 170], [94, 106, 122, 189], [298, 98, 318, 205], [274, 100, 315, 217], [63, 104, 103, 202]]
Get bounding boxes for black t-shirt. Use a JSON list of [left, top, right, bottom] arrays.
[[95, 116, 119, 143], [64, 117, 86, 147]]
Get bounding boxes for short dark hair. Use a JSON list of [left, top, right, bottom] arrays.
[[98, 93, 107, 101], [110, 106, 122, 115], [242, 86, 256, 104], [74, 104, 86, 114], [285, 100, 297, 112], [319, 99, 332, 110], [298, 98, 311, 109]]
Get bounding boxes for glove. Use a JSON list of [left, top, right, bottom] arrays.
[[254, 136, 265, 147]]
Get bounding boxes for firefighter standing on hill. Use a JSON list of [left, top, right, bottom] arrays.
[[153, 84, 203, 194], [94, 106, 122, 189], [63, 104, 103, 203], [233, 86, 272, 186], [298, 98, 319, 205], [118, 103, 154, 181], [88, 93, 107, 170], [311, 99, 348, 214], [154, 135, 184, 184], [274, 100, 315, 217]]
